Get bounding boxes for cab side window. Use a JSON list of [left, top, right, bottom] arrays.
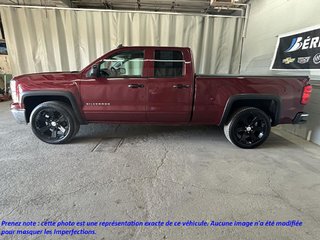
[[154, 50, 184, 78], [100, 50, 144, 78]]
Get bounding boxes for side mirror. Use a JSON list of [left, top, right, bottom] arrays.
[[91, 64, 99, 77]]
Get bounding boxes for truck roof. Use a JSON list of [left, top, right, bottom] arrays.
[[116, 45, 190, 50]]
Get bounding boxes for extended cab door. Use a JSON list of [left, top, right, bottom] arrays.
[[147, 49, 194, 122], [80, 49, 148, 122]]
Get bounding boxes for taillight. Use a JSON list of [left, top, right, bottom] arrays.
[[301, 85, 312, 105]]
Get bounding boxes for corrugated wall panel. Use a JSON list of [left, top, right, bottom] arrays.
[[0, 7, 244, 76]]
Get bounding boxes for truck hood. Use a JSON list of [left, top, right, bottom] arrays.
[[14, 71, 81, 82]]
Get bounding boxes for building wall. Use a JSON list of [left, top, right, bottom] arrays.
[[241, 0, 320, 145], [0, 6, 243, 76]]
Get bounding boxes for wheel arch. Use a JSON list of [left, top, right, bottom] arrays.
[[21, 91, 86, 124], [219, 94, 281, 126]]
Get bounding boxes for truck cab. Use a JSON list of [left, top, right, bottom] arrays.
[[80, 47, 194, 123]]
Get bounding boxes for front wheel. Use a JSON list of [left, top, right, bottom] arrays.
[[30, 101, 79, 144], [224, 107, 271, 149]]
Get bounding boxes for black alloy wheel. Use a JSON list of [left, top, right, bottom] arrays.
[[30, 101, 79, 144], [224, 107, 271, 149]]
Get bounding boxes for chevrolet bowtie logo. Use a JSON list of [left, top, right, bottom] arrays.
[[282, 57, 295, 64]]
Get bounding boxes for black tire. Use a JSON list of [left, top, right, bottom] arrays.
[[224, 107, 271, 149], [72, 121, 80, 138], [30, 101, 79, 144]]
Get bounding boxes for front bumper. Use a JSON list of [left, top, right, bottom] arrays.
[[292, 112, 309, 124], [11, 108, 26, 124]]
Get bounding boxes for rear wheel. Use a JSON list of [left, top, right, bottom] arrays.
[[224, 107, 271, 149], [30, 101, 79, 144]]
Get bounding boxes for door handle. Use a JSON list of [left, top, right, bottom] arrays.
[[128, 84, 144, 88], [173, 84, 190, 89]]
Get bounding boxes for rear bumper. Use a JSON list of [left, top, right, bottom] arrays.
[[11, 108, 26, 124], [292, 112, 309, 124]]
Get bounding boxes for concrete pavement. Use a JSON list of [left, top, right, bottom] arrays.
[[1, 101, 320, 239]]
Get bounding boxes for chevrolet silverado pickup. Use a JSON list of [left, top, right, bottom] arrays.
[[10, 46, 312, 148]]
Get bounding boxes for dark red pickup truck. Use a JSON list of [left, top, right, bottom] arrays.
[[10, 46, 312, 148]]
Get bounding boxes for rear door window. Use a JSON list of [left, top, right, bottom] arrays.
[[154, 50, 185, 78]]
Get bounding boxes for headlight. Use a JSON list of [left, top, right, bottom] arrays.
[[10, 79, 18, 103]]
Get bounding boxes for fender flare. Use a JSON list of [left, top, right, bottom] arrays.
[[21, 91, 87, 124], [219, 94, 281, 126]]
